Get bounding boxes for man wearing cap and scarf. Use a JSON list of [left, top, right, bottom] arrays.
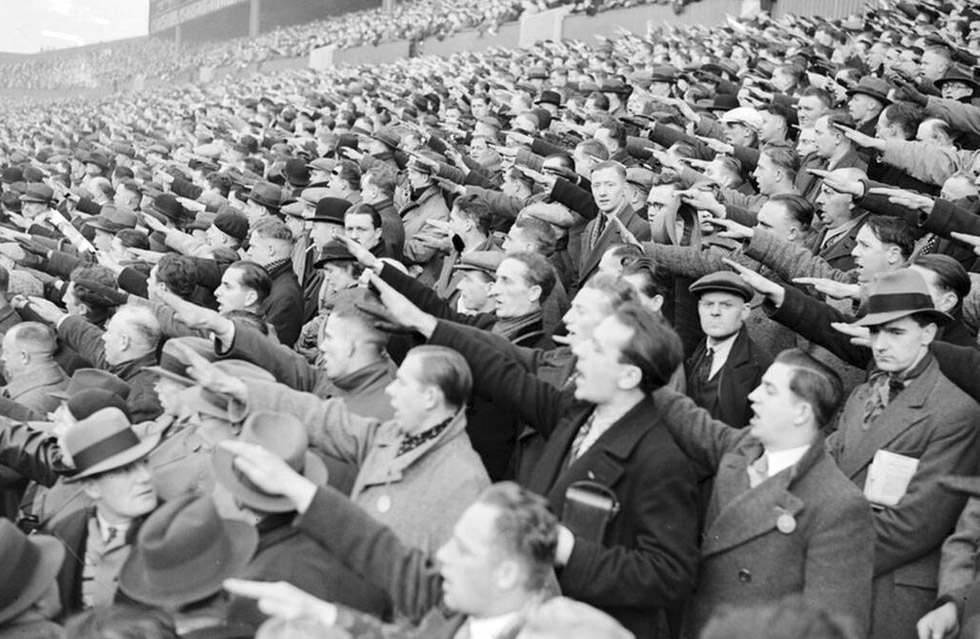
[[738, 266, 980, 639], [685, 272, 772, 429], [0, 519, 64, 639], [44, 407, 161, 616]]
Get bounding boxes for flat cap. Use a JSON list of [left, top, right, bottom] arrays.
[[689, 271, 753, 302]]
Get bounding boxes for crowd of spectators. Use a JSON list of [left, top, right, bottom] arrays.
[[2, 0, 980, 638], [0, 0, 690, 91]]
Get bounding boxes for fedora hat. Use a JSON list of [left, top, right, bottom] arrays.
[[62, 407, 160, 482], [146, 337, 217, 387], [51, 368, 131, 401], [0, 520, 65, 625], [87, 204, 138, 234], [847, 76, 892, 105], [852, 268, 953, 327], [534, 90, 562, 108], [246, 182, 283, 210], [181, 359, 276, 420], [118, 494, 258, 608], [145, 193, 187, 224], [19, 183, 54, 205], [213, 412, 327, 513], [690, 271, 754, 302], [313, 239, 357, 267], [935, 65, 980, 95]]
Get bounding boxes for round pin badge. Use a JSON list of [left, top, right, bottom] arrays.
[[377, 495, 392, 513], [776, 513, 796, 534]]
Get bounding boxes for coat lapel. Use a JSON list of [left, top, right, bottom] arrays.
[[838, 359, 938, 478], [702, 439, 825, 556], [577, 205, 636, 283]]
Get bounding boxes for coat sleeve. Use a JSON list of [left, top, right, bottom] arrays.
[[871, 404, 980, 575], [378, 262, 488, 329], [931, 342, 980, 403], [765, 285, 872, 369], [650, 387, 745, 478], [0, 417, 70, 486], [559, 429, 699, 607], [926, 96, 980, 137], [550, 178, 598, 221], [643, 243, 738, 279], [224, 321, 320, 393], [879, 139, 966, 187], [802, 490, 875, 639], [465, 186, 526, 222], [230, 379, 377, 464], [429, 319, 569, 438], [57, 315, 108, 369], [938, 497, 980, 597], [745, 229, 854, 284], [296, 485, 443, 623]]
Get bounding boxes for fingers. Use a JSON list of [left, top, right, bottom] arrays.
[[224, 578, 285, 600], [950, 231, 980, 247], [721, 258, 750, 274]]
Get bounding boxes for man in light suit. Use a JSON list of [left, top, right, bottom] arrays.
[[656, 349, 875, 638]]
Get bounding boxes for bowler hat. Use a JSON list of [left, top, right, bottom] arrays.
[[311, 197, 352, 224], [62, 407, 160, 482], [847, 76, 892, 105], [852, 268, 953, 327], [51, 368, 131, 401], [19, 183, 54, 205], [118, 494, 258, 608], [213, 411, 328, 512], [247, 182, 283, 210], [689, 271, 754, 302], [283, 158, 311, 187], [0, 520, 65, 625], [87, 205, 138, 234]]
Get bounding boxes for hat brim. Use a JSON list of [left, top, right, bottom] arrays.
[[851, 308, 952, 327], [0, 535, 65, 625], [689, 283, 753, 303], [63, 432, 161, 483], [19, 196, 51, 204], [144, 366, 196, 387], [212, 447, 327, 513], [846, 88, 891, 105], [87, 220, 126, 234], [118, 518, 257, 608]]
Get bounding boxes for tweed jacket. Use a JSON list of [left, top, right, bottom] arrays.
[[745, 228, 858, 285], [806, 213, 868, 272], [685, 327, 771, 429], [230, 379, 489, 555], [827, 355, 980, 639], [400, 185, 451, 275], [654, 388, 875, 637], [430, 319, 699, 639], [1, 361, 67, 417]]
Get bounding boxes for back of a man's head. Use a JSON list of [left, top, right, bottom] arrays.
[[773, 349, 843, 429]]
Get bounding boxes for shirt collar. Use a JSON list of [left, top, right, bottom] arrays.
[[763, 444, 811, 478], [95, 512, 131, 545], [705, 330, 739, 362], [467, 611, 523, 639]]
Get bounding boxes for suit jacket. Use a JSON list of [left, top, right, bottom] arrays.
[[260, 259, 303, 347], [430, 320, 699, 639], [828, 355, 980, 639], [685, 327, 771, 429], [807, 213, 868, 272], [654, 388, 875, 638], [576, 205, 650, 286]]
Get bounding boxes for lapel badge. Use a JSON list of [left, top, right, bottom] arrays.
[[377, 495, 392, 514], [776, 511, 796, 534]]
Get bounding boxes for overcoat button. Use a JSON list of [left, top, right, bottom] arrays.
[[738, 569, 751, 583]]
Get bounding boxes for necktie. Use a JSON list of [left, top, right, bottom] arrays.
[[105, 526, 118, 545], [862, 372, 904, 427], [568, 413, 596, 466], [589, 214, 608, 249], [694, 346, 715, 385], [747, 454, 768, 488]]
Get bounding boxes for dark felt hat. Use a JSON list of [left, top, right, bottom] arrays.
[[0, 520, 64, 625], [311, 197, 352, 224], [19, 183, 54, 205], [852, 268, 952, 327], [62, 407, 160, 482], [847, 76, 892, 105]]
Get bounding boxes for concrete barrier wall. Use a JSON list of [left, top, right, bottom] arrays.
[[417, 23, 521, 58], [333, 39, 411, 66], [256, 55, 308, 73], [771, 0, 868, 18]]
